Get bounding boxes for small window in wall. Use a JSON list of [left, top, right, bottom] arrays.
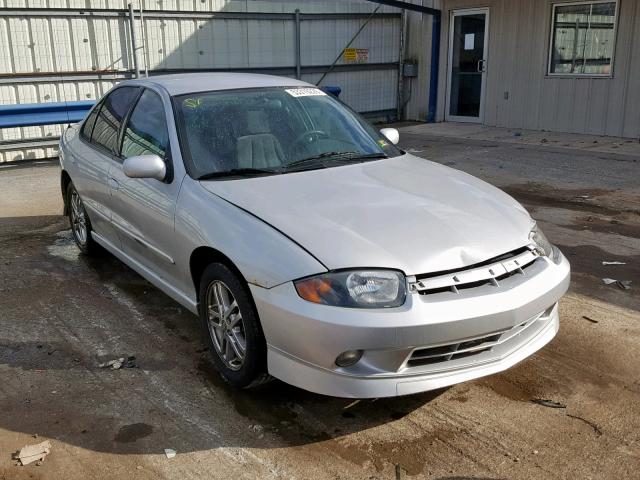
[[548, 1, 617, 76]]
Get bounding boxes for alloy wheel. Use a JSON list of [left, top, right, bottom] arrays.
[[70, 189, 88, 245], [205, 280, 247, 370]]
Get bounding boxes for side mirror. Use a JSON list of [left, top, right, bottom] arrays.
[[123, 154, 166, 181], [380, 127, 400, 145]]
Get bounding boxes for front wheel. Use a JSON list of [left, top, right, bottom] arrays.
[[199, 263, 271, 389]]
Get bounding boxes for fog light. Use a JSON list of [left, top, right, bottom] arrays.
[[335, 350, 363, 367]]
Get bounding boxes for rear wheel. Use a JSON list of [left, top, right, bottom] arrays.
[[67, 182, 100, 255], [199, 263, 271, 389]]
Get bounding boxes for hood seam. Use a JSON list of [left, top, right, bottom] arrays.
[[198, 182, 329, 274]]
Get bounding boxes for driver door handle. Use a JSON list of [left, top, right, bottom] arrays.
[[477, 59, 487, 73], [109, 177, 120, 191]]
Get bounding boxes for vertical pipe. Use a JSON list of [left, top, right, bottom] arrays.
[[294, 9, 301, 80], [396, 8, 406, 120], [427, 13, 441, 123], [139, 0, 149, 77], [128, 3, 140, 79], [571, 18, 579, 73]]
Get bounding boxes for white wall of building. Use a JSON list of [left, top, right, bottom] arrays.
[[404, 0, 640, 139]]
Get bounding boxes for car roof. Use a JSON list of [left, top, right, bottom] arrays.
[[126, 72, 313, 96]]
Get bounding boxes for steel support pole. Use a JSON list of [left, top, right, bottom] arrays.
[[139, 0, 149, 77], [295, 9, 302, 80], [396, 8, 406, 120], [128, 3, 140, 79], [427, 13, 441, 123]]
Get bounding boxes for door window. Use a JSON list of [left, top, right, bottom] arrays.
[[91, 86, 140, 154], [121, 89, 169, 159], [80, 101, 101, 140]]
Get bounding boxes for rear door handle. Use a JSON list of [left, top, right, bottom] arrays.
[[109, 177, 120, 191]]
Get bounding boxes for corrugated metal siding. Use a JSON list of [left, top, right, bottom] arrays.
[[0, 16, 134, 73], [301, 17, 400, 65], [403, 1, 436, 122], [0, 0, 395, 13], [0, 14, 400, 73], [429, 0, 640, 138], [303, 69, 399, 112], [0, 0, 401, 161]]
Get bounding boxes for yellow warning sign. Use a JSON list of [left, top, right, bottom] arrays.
[[343, 48, 369, 64]]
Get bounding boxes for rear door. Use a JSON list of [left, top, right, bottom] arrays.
[[107, 88, 181, 283], [68, 86, 141, 248]]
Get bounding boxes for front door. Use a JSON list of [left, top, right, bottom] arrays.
[[446, 8, 489, 122], [108, 88, 180, 284]]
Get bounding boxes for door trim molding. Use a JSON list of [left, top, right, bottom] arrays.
[[111, 219, 176, 265], [445, 7, 490, 123]]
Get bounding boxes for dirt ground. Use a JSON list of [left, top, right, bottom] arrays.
[[0, 126, 639, 479]]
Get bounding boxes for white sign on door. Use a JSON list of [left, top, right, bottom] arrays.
[[464, 33, 475, 50]]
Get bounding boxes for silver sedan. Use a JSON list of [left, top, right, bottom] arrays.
[[59, 73, 570, 398]]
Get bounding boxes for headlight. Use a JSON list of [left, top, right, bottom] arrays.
[[294, 270, 406, 308], [529, 224, 561, 263]]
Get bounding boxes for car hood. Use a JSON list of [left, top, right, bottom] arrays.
[[200, 154, 534, 275]]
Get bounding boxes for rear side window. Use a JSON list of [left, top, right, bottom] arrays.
[[91, 87, 140, 153], [80, 102, 101, 140], [121, 89, 169, 159]]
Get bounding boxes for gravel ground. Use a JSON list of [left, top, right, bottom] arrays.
[[0, 129, 638, 479]]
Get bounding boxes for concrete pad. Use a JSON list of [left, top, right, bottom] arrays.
[[0, 162, 63, 218], [0, 149, 639, 479], [400, 122, 640, 157]]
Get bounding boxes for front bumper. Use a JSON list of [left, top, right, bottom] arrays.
[[250, 253, 570, 398]]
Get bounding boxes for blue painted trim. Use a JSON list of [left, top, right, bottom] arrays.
[[427, 13, 441, 123], [321, 86, 342, 98], [0, 100, 95, 128]]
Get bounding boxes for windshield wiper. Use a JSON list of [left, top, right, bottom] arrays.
[[282, 151, 388, 172], [197, 168, 280, 180]]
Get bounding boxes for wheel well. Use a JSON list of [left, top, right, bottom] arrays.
[[61, 170, 72, 215], [190, 247, 248, 303]]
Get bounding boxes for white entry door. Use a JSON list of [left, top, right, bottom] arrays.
[[446, 8, 490, 122]]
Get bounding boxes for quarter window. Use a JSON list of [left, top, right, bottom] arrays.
[[549, 1, 617, 76], [91, 87, 140, 153], [121, 90, 169, 159]]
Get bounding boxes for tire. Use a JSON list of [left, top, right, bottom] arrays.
[[198, 263, 271, 389], [66, 182, 101, 256]]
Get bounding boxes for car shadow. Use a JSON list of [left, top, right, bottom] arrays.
[[0, 215, 446, 457]]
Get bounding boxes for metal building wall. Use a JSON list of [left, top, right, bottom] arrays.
[[423, 0, 640, 138], [403, 0, 437, 121], [0, 0, 401, 162]]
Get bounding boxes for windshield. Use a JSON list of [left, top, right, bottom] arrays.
[[173, 87, 402, 179]]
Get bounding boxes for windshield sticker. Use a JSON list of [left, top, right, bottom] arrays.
[[183, 97, 203, 109], [285, 88, 327, 98], [377, 139, 389, 147]]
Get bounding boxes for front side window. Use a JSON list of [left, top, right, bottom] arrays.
[[91, 86, 140, 153], [549, 1, 617, 76], [174, 87, 402, 179], [121, 89, 169, 159]]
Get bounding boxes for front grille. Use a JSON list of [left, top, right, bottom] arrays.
[[406, 311, 546, 368], [411, 247, 540, 296]]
